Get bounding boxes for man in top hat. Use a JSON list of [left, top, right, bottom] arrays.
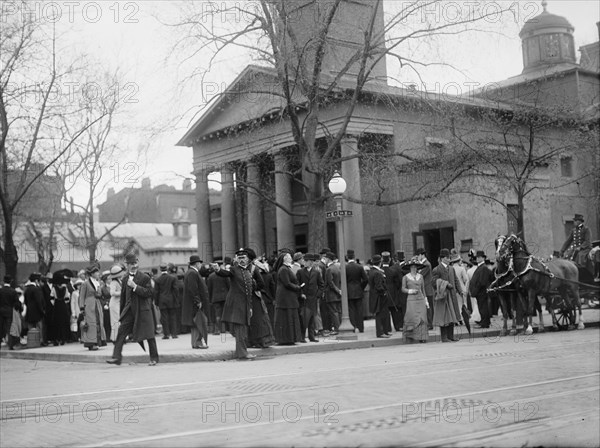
[[381, 251, 403, 333], [469, 250, 494, 329], [107, 252, 159, 366], [561, 214, 592, 268], [181, 255, 209, 349], [416, 248, 435, 330], [431, 249, 462, 342], [345, 249, 368, 333], [154, 262, 180, 340], [297, 253, 324, 342], [368, 254, 392, 338]]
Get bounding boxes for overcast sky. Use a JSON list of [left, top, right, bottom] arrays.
[[25, 0, 599, 204]]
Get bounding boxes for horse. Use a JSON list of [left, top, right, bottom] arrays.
[[492, 235, 543, 336], [496, 234, 584, 335]]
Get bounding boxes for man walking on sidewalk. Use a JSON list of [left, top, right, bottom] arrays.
[[107, 252, 159, 366]]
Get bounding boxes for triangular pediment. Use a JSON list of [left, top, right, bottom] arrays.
[[178, 65, 306, 146]]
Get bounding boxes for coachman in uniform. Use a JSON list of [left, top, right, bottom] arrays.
[[561, 214, 592, 268]]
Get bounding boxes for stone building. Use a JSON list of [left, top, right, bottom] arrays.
[[178, 1, 599, 264]]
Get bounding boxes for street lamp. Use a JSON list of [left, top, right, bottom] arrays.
[[328, 171, 357, 340]]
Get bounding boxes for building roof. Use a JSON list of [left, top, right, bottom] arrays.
[[520, 9, 574, 38], [580, 42, 600, 72], [177, 65, 517, 147]]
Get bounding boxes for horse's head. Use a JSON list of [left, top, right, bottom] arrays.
[[496, 233, 529, 263]]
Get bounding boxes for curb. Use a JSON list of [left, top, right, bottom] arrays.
[[1, 321, 598, 364]]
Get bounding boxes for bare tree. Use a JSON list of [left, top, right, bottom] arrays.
[[170, 0, 514, 251], [447, 99, 597, 240], [0, 2, 105, 277]]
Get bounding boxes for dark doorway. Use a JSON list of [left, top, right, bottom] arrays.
[[372, 236, 393, 257], [414, 224, 455, 267]]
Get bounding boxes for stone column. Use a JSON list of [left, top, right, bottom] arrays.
[[274, 153, 295, 250], [246, 161, 265, 256], [194, 168, 213, 262], [220, 164, 238, 256], [341, 136, 367, 261]]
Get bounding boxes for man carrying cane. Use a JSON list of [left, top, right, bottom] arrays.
[[107, 252, 159, 366]]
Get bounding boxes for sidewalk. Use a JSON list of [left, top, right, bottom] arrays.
[[2, 308, 599, 364]]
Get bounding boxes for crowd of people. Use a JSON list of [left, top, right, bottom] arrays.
[[2, 212, 598, 362]]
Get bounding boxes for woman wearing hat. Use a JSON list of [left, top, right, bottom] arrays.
[[401, 257, 429, 343], [78, 265, 106, 350], [108, 265, 125, 342]]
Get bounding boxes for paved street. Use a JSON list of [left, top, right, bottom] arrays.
[[1, 328, 599, 447]]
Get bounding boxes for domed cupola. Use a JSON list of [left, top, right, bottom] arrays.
[[519, 1, 576, 73]]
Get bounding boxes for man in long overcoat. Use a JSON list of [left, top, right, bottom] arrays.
[[431, 248, 462, 342], [181, 255, 210, 349], [214, 248, 264, 360], [107, 252, 158, 366], [324, 252, 342, 335], [345, 250, 368, 333], [469, 251, 494, 329], [297, 253, 324, 342], [382, 251, 403, 332], [154, 263, 180, 339], [368, 255, 393, 338], [207, 258, 230, 335]]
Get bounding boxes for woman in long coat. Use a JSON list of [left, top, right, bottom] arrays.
[[274, 252, 302, 345], [248, 255, 275, 348], [78, 265, 106, 350], [401, 258, 429, 343]]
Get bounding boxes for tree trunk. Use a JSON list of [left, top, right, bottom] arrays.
[[304, 170, 327, 252], [517, 187, 525, 241], [2, 213, 18, 278]]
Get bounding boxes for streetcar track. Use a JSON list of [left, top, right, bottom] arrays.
[[79, 377, 600, 447], [411, 407, 600, 447], [2, 339, 596, 405], [2, 350, 597, 422]]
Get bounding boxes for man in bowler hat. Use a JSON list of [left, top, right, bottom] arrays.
[[107, 252, 159, 366], [431, 249, 462, 342], [345, 249, 368, 333], [181, 255, 210, 349]]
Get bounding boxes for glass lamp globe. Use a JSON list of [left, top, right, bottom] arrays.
[[328, 171, 347, 195]]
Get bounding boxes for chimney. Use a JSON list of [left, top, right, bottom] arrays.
[[182, 178, 192, 191], [141, 177, 151, 190]]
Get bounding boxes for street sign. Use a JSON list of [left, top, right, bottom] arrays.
[[326, 210, 354, 218]]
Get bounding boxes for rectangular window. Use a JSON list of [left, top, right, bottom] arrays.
[[560, 157, 573, 177], [172, 207, 189, 220], [460, 239, 473, 254]]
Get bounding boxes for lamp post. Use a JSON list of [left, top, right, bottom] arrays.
[[328, 171, 358, 340]]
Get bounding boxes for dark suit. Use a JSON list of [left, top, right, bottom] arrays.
[[469, 263, 494, 328], [207, 272, 230, 334], [325, 263, 342, 331], [368, 267, 392, 337], [113, 271, 158, 362], [345, 261, 368, 332], [419, 258, 435, 329], [182, 267, 209, 347], [383, 263, 404, 331], [297, 266, 324, 340], [0, 285, 19, 345], [154, 271, 180, 337]]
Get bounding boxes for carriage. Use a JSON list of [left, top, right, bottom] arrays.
[[491, 234, 599, 335], [551, 264, 599, 330]]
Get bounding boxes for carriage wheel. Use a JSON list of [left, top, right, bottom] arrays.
[[555, 307, 575, 330]]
